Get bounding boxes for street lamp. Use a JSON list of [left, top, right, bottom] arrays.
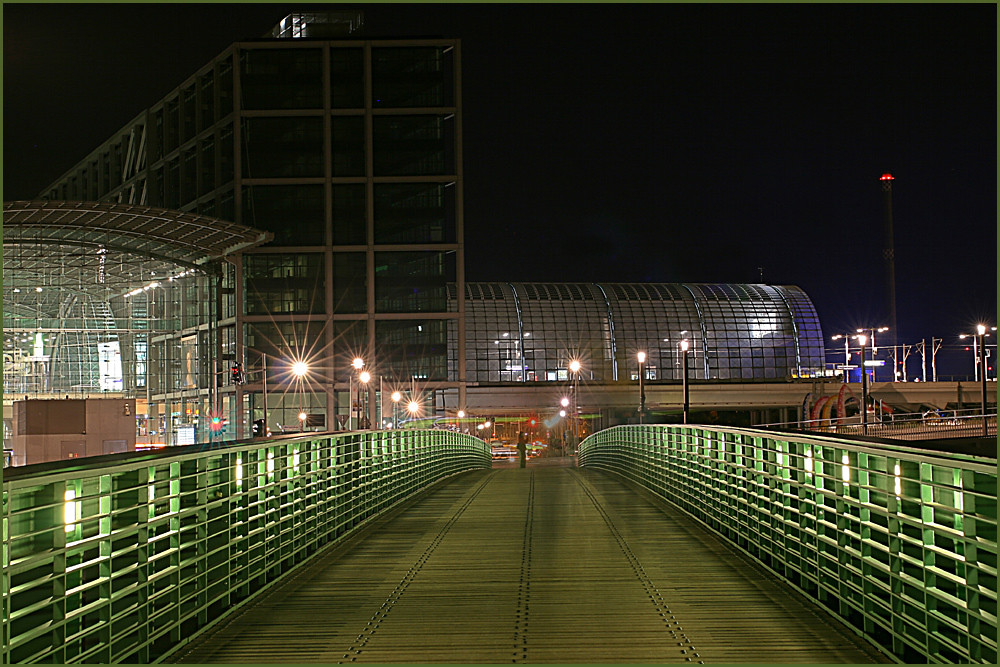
[[679, 340, 690, 424], [359, 370, 371, 428], [831, 334, 853, 383], [961, 324, 994, 436], [391, 391, 402, 429], [292, 360, 309, 432], [857, 334, 869, 435], [350, 358, 365, 429], [637, 351, 647, 424], [568, 360, 582, 453], [959, 326, 996, 382], [857, 327, 888, 382]]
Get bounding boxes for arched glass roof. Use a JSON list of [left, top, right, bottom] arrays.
[[459, 282, 826, 382], [3, 200, 272, 397], [4, 200, 272, 272]]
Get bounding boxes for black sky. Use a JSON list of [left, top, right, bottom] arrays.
[[3, 2, 997, 347]]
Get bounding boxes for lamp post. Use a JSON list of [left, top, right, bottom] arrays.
[[857, 334, 869, 435], [679, 340, 690, 424], [858, 327, 888, 382], [457, 409, 466, 433], [569, 359, 581, 453], [260, 351, 269, 436], [961, 325, 994, 436], [978, 325, 988, 436], [291, 360, 309, 432], [390, 391, 401, 429], [407, 398, 420, 426], [359, 370, 371, 429], [831, 334, 852, 383], [351, 357, 364, 429], [637, 351, 647, 424]]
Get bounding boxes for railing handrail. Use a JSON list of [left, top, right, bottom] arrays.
[[578, 424, 998, 664], [2, 429, 491, 664]]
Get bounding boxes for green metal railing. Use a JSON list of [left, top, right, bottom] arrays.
[[2, 430, 490, 663], [579, 425, 997, 664]]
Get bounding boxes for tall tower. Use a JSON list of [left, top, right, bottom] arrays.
[[880, 173, 898, 345]]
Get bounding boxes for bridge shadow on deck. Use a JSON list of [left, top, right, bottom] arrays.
[[168, 457, 888, 664]]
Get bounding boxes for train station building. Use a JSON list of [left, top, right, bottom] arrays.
[[4, 12, 827, 456]]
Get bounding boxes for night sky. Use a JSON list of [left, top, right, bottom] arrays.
[[4, 3, 996, 353]]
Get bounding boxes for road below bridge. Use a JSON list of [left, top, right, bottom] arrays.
[[169, 458, 888, 664]]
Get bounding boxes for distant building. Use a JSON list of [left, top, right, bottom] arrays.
[[461, 282, 825, 383]]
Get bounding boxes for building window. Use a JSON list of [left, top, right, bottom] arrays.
[[331, 116, 365, 176], [243, 185, 325, 245], [374, 183, 455, 244], [372, 47, 454, 108], [245, 253, 325, 315], [332, 184, 366, 245], [373, 115, 454, 176], [376, 319, 451, 382], [240, 48, 323, 110], [242, 116, 324, 178], [331, 253, 367, 314], [375, 251, 454, 313], [330, 47, 364, 108]]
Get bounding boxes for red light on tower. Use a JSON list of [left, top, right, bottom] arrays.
[[880, 173, 894, 181]]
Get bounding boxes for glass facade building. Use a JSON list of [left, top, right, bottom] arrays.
[[459, 282, 826, 383], [34, 16, 464, 441]]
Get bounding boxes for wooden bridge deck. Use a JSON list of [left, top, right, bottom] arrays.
[[168, 458, 888, 664]]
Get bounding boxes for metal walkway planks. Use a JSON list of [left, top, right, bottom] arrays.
[[169, 459, 889, 664]]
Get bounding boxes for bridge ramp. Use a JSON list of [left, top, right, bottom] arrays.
[[169, 459, 887, 663]]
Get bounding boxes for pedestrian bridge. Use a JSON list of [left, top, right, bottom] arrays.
[[3, 427, 995, 663]]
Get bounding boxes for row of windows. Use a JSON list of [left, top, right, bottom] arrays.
[[242, 318, 454, 383], [243, 182, 456, 246], [240, 46, 455, 111], [244, 251, 457, 315]]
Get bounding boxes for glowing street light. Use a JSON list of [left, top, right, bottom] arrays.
[[637, 351, 647, 424], [680, 340, 690, 424], [831, 334, 854, 383], [352, 357, 364, 370], [390, 391, 402, 429], [857, 334, 869, 435], [568, 360, 582, 453], [358, 369, 371, 429], [560, 397, 569, 408], [291, 360, 309, 432], [856, 327, 888, 382], [960, 324, 995, 436]]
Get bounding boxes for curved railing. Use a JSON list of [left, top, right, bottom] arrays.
[[579, 425, 997, 664], [2, 430, 490, 663]]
